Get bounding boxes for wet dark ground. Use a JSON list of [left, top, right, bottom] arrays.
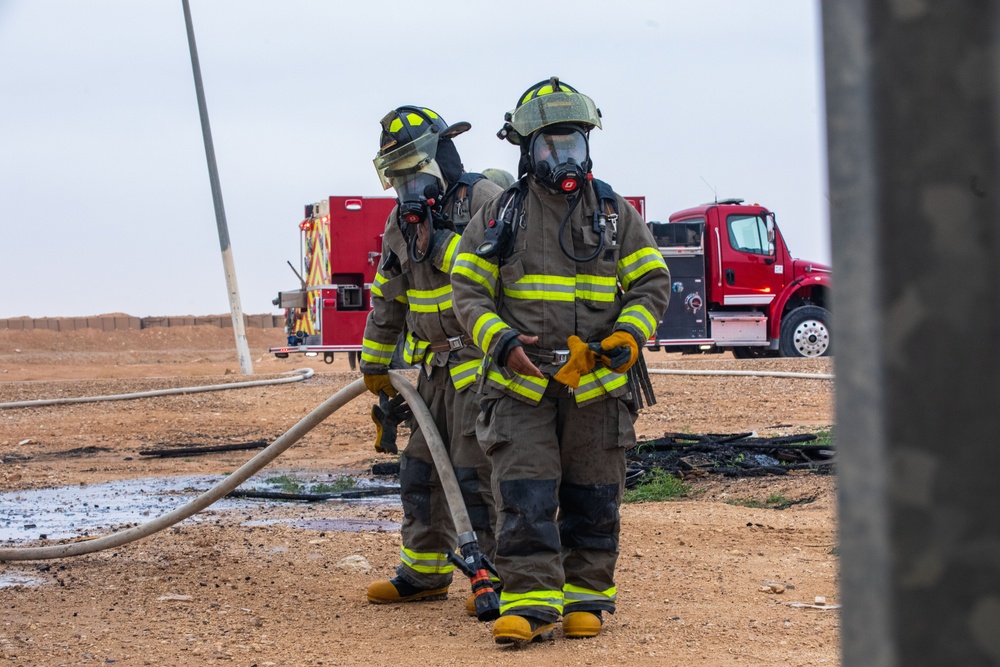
[[0, 471, 401, 545]]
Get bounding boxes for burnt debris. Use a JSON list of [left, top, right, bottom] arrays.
[[627, 431, 834, 488]]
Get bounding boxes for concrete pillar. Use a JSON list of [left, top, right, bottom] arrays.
[[823, 2, 1000, 665]]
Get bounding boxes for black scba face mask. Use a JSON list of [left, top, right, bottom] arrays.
[[391, 172, 443, 225], [529, 126, 591, 193]]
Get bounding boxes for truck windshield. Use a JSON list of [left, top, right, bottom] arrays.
[[727, 214, 772, 256]]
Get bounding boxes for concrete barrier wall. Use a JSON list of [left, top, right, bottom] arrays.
[[0, 315, 284, 331]]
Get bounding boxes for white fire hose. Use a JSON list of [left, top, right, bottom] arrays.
[[646, 368, 833, 380], [0, 371, 472, 562], [0, 367, 315, 410]]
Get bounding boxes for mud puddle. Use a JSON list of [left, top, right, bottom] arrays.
[[0, 471, 400, 544], [0, 571, 48, 588]]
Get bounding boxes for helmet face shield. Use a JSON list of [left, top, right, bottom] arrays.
[[373, 131, 440, 190], [508, 91, 602, 138]]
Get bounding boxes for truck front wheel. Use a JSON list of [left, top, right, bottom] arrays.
[[779, 306, 831, 357]]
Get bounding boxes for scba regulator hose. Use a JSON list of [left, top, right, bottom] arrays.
[[0, 371, 472, 563]]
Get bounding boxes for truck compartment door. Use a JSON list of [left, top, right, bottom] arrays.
[[649, 221, 708, 341]]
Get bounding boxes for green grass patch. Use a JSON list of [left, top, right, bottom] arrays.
[[623, 469, 689, 503], [264, 474, 357, 494], [265, 474, 304, 493], [812, 427, 835, 448], [311, 476, 357, 493]]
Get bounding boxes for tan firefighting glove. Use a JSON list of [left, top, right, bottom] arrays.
[[598, 331, 639, 374], [553, 335, 597, 388], [363, 373, 397, 398]]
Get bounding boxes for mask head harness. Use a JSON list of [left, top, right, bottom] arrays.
[[374, 106, 470, 262]]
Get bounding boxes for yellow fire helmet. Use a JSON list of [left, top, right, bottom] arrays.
[[374, 106, 470, 190], [497, 77, 602, 145]]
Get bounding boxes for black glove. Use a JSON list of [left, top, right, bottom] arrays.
[[370, 392, 412, 454]]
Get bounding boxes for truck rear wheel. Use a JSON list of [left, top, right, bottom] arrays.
[[779, 306, 831, 357]]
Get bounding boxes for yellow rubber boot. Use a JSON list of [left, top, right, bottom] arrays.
[[563, 611, 603, 638], [465, 593, 477, 616], [366, 576, 449, 604], [492, 615, 556, 644]]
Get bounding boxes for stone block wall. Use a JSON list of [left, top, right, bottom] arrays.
[[0, 314, 283, 331]]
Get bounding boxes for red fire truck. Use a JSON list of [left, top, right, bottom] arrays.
[[650, 198, 831, 358], [269, 196, 395, 369], [269, 195, 830, 363]]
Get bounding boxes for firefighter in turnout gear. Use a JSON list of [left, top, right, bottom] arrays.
[[451, 78, 671, 643], [362, 106, 504, 610]]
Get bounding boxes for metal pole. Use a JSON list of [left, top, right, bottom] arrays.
[[824, 3, 1000, 665], [821, 2, 892, 664], [181, 0, 253, 375]]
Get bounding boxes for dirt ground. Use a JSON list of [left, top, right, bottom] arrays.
[[0, 324, 838, 666]]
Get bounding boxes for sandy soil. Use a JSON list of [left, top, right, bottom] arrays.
[[0, 326, 838, 666]]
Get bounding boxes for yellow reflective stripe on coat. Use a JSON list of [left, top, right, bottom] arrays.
[[440, 235, 461, 273], [449, 359, 480, 391], [486, 369, 547, 403], [399, 546, 455, 575], [503, 274, 575, 301], [371, 271, 407, 304], [575, 366, 627, 403], [370, 271, 386, 297], [472, 313, 509, 352], [499, 589, 564, 615], [501, 273, 617, 303], [402, 331, 429, 366], [452, 252, 498, 299], [407, 284, 453, 313], [617, 247, 668, 291], [361, 338, 395, 365], [563, 583, 617, 605], [575, 274, 619, 302], [617, 304, 658, 340]]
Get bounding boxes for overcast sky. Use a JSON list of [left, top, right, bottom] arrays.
[[0, 1, 828, 319]]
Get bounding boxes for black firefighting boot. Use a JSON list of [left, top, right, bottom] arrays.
[[563, 610, 603, 638], [492, 614, 556, 644], [366, 576, 449, 604]]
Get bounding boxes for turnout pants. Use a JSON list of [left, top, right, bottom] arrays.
[[476, 389, 634, 624], [396, 364, 497, 589]]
